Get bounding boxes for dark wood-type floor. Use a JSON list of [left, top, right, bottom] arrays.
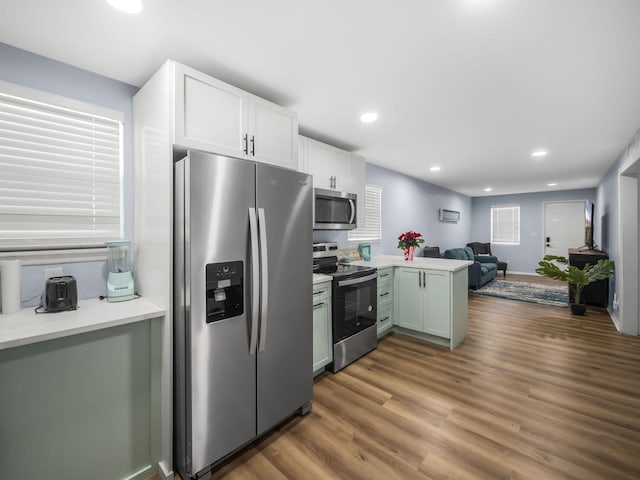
[[181, 275, 640, 479]]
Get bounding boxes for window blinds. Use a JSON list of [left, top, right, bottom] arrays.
[[491, 206, 520, 245], [0, 83, 123, 251], [348, 184, 382, 242]]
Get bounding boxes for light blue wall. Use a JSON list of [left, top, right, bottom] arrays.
[[0, 43, 138, 307], [313, 163, 472, 256], [595, 129, 639, 311], [470, 188, 597, 274]]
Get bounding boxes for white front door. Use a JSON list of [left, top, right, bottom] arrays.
[[544, 201, 586, 257]]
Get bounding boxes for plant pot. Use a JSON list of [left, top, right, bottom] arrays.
[[570, 303, 587, 315]]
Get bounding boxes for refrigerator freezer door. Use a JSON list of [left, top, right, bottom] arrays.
[[180, 151, 258, 475], [256, 164, 313, 434]]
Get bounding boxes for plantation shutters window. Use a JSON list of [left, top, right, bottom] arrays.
[[0, 81, 123, 251], [348, 184, 382, 242], [491, 205, 520, 245]]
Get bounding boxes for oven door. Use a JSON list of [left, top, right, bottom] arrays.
[[332, 272, 377, 343]]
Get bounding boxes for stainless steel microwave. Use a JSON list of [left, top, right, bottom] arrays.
[[313, 188, 357, 230]]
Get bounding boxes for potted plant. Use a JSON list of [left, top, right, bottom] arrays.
[[397, 231, 425, 261], [535, 255, 615, 315]]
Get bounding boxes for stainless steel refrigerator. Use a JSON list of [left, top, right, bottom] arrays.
[[174, 150, 313, 479]]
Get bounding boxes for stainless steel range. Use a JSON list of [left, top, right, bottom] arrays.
[[313, 242, 377, 372]]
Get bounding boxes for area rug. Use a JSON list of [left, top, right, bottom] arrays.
[[470, 279, 569, 307]]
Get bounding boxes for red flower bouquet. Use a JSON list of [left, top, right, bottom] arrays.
[[397, 231, 424, 261], [397, 231, 425, 250]]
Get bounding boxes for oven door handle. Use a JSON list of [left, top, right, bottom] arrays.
[[337, 272, 377, 287]]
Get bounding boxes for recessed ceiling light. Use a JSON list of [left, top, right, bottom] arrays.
[[106, 0, 143, 13], [484, 187, 492, 192], [430, 166, 441, 172], [548, 182, 558, 186], [531, 150, 548, 157], [360, 112, 378, 123]]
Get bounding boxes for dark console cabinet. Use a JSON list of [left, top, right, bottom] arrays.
[[568, 248, 609, 307]]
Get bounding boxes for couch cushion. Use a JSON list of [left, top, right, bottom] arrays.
[[444, 247, 475, 261], [480, 262, 497, 271]]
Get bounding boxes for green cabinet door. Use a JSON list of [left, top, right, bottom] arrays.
[[424, 270, 451, 338], [395, 267, 423, 331], [312, 288, 332, 373]]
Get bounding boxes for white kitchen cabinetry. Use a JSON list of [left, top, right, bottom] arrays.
[[133, 60, 298, 475], [174, 62, 298, 169], [299, 135, 366, 228], [301, 136, 352, 191], [312, 280, 332, 375], [376, 267, 394, 337], [394, 266, 468, 349]]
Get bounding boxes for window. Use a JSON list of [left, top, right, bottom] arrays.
[[491, 205, 520, 245], [0, 81, 123, 253], [348, 184, 382, 242]]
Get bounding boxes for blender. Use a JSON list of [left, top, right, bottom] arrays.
[[105, 240, 135, 302]]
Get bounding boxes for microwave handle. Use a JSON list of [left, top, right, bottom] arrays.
[[348, 198, 356, 224]]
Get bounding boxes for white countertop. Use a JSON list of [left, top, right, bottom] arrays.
[[313, 273, 332, 284], [349, 255, 473, 272], [0, 297, 165, 351]]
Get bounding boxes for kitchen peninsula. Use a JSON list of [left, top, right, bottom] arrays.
[[351, 255, 472, 350]]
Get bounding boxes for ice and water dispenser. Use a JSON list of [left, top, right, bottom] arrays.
[[205, 261, 244, 322]]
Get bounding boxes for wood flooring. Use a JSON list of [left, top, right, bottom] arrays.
[[183, 289, 640, 480]]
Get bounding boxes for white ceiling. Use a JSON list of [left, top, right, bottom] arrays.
[[2, 0, 640, 197]]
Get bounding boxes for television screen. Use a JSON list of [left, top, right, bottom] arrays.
[[584, 202, 595, 250]]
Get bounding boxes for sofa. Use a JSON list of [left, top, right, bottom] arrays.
[[444, 247, 498, 289]]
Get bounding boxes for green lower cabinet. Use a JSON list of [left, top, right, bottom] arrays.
[[377, 267, 395, 336], [395, 268, 423, 330], [312, 281, 332, 374], [395, 267, 451, 339], [423, 270, 451, 338]]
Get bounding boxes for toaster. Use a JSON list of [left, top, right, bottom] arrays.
[[42, 276, 78, 312]]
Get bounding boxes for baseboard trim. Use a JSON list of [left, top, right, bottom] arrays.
[[157, 461, 174, 480], [607, 307, 621, 332], [123, 465, 154, 480]]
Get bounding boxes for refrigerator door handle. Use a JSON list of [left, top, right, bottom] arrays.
[[248, 208, 260, 355], [258, 207, 269, 352]]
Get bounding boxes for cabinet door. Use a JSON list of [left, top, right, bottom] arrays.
[[424, 270, 451, 338], [350, 153, 367, 229], [303, 136, 335, 190], [395, 268, 423, 331], [174, 64, 247, 157], [249, 96, 298, 170], [312, 297, 332, 373], [332, 149, 352, 192]]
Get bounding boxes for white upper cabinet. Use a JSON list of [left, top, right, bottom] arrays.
[[176, 65, 247, 158], [302, 137, 337, 189], [299, 135, 365, 193], [173, 62, 298, 170], [248, 96, 298, 168]]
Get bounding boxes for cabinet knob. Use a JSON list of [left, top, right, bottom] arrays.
[[250, 135, 255, 156], [243, 134, 248, 155]]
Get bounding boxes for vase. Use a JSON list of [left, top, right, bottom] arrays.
[[570, 303, 586, 315], [404, 246, 415, 261]]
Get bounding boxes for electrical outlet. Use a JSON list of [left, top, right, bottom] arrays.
[[44, 267, 64, 280], [612, 293, 619, 310]]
